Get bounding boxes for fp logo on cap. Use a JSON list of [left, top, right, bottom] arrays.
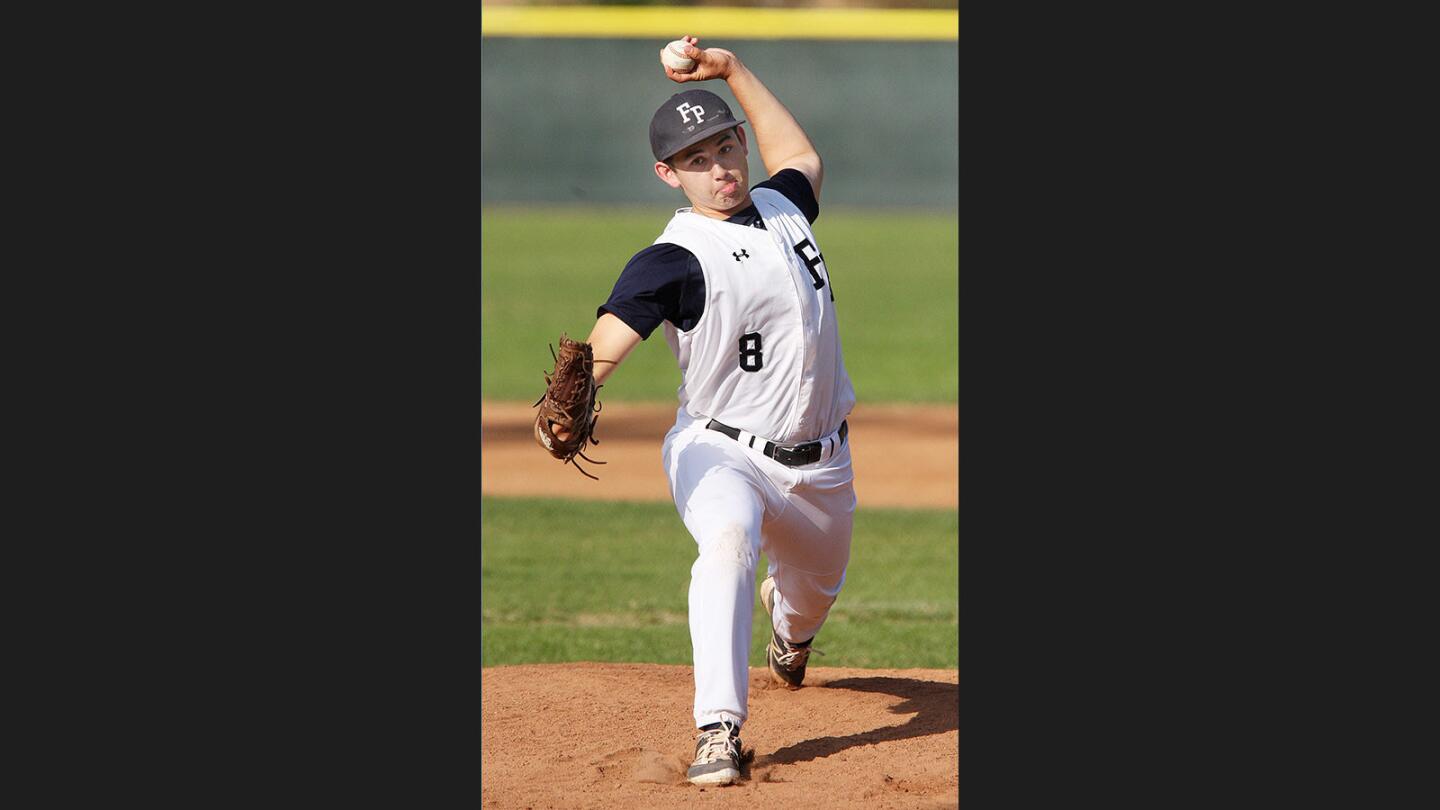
[[676, 102, 706, 124]]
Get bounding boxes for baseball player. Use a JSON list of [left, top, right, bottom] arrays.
[[547, 36, 856, 787]]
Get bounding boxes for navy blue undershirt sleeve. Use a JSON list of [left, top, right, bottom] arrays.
[[596, 243, 706, 339], [753, 167, 820, 224]]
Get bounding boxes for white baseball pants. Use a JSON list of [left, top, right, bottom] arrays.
[[662, 413, 856, 729]]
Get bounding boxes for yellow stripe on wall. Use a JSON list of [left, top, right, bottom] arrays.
[[481, 5, 958, 41]]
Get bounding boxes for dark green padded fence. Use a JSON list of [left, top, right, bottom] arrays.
[[481, 37, 957, 208]]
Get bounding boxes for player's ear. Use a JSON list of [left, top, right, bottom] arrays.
[[654, 160, 682, 189], [735, 125, 748, 154]]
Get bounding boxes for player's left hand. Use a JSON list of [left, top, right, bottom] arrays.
[[533, 334, 606, 479], [662, 36, 739, 83]]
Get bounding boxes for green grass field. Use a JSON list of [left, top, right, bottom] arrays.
[[481, 205, 958, 403], [482, 496, 957, 670]]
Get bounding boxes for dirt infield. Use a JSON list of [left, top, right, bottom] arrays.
[[482, 401, 957, 509], [482, 663, 958, 809]]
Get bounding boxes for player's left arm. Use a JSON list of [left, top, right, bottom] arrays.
[[664, 36, 823, 201], [586, 313, 643, 388]]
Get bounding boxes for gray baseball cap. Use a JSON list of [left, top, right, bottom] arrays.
[[649, 89, 746, 161]]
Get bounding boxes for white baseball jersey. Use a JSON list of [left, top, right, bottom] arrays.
[[656, 188, 855, 445]]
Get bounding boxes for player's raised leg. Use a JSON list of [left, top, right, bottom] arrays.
[[760, 458, 856, 687]]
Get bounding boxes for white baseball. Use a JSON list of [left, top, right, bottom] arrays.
[[662, 40, 695, 71]]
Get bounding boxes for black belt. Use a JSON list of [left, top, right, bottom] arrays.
[[705, 419, 848, 467]]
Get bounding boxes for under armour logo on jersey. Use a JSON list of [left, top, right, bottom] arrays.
[[733, 249, 749, 262], [676, 102, 706, 124]]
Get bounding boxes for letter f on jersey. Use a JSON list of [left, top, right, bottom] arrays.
[[793, 238, 833, 299]]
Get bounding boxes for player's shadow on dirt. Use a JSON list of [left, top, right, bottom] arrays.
[[752, 676, 958, 769]]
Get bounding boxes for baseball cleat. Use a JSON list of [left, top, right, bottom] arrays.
[[760, 576, 823, 689], [687, 721, 743, 786]]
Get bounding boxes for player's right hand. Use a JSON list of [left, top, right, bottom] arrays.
[[662, 36, 738, 83]]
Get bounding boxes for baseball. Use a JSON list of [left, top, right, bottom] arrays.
[[662, 40, 695, 71]]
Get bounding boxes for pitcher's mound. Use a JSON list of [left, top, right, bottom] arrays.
[[482, 662, 958, 809]]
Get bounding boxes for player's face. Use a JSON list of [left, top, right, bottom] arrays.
[[654, 127, 751, 216]]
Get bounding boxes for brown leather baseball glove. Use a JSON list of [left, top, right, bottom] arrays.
[[533, 334, 606, 479]]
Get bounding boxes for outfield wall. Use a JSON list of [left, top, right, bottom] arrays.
[[480, 36, 958, 208]]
